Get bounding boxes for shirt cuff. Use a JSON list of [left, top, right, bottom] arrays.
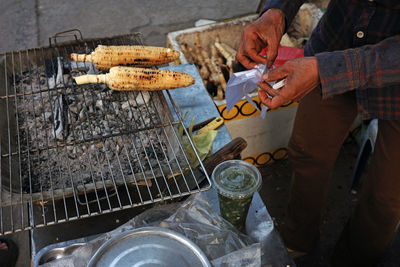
[[316, 49, 360, 99], [261, 0, 304, 29]]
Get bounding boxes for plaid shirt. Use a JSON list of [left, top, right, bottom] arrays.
[[263, 0, 400, 120]]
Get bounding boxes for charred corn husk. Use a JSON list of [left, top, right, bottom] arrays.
[[73, 66, 194, 91], [70, 45, 180, 70]]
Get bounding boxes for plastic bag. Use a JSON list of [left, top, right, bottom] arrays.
[[159, 193, 257, 261], [40, 193, 261, 267], [225, 64, 269, 119], [211, 243, 261, 267]]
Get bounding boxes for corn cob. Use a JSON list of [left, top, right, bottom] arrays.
[[70, 45, 180, 70], [73, 66, 195, 91]]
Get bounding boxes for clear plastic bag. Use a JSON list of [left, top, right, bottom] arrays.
[[225, 64, 272, 119], [40, 193, 261, 267], [157, 193, 258, 261], [211, 243, 261, 267]]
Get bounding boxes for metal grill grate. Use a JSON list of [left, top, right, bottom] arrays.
[[0, 31, 210, 235]]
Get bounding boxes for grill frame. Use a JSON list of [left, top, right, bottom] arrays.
[[0, 32, 211, 235]]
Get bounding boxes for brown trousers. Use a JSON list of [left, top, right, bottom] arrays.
[[282, 88, 400, 266]]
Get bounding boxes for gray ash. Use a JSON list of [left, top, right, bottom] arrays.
[[15, 64, 168, 193]]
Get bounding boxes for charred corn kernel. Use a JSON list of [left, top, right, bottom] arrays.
[[196, 117, 224, 135], [73, 66, 195, 91], [70, 45, 180, 70]]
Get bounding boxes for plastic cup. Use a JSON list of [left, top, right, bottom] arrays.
[[211, 160, 262, 232]]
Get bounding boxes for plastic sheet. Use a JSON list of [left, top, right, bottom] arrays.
[[225, 64, 269, 119], [39, 193, 261, 267], [211, 243, 261, 267]]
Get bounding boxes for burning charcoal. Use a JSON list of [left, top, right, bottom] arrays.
[[103, 120, 109, 130], [121, 101, 130, 110], [66, 145, 74, 153], [116, 144, 122, 154], [95, 100, 103, 109], [44, 111, 52, 121], [112, 102, 119, 110], [94, 126, 101, 135], [66, 94, 76, 105], [127, 111, 133, 120], [15, 54, 172, 196], [66, 135, 74, 143], [134, 92, 151, 107], [106, 114, 114, 121], [112, 103, 120, 115], [86, 99, 94, 107], [69, 105, 79, 115], [144, 117, 151, 126], [78, 110, 86, 122], [108, 120, 119, 128], [90, 144, 96, 151]]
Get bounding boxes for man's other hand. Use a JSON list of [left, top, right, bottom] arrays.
[[258, 57, 320, 109], [236, 8, 285, 69]]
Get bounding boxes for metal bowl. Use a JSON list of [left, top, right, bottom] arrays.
[[37, 243, 86, 265], [88, 227, 211, 267]]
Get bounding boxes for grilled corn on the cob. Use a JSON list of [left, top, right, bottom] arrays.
[[73, 66, 195, 91], [70, 45, 180, 70]]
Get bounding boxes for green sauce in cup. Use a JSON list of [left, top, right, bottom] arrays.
[[212, 160, 262, 232]]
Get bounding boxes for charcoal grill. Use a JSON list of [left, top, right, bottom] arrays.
[[0, 30, 211, 235]]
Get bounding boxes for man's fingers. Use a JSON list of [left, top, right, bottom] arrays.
[[246, 48, 268, 65], [258, 90, 286, 109], [269, 94, 287, 109], [258, 90, 270, 106], [266, 41, 279, 69], [236, 53, 257, 69], [258, 81, 279, 97], [263, 67, 288, 82]]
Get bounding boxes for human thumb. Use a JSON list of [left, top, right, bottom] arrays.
[[263, 67, 285, 82]]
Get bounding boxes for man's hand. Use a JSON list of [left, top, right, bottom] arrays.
[[258, 57, 320, 109], [236, 8, 285, 69]]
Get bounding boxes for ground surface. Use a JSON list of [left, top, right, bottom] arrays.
[[258, 140, 400, 267]]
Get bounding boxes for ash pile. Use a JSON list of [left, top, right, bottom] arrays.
[[15, 56, 170, 193]]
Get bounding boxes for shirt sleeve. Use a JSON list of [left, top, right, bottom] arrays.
[[261, 0, 305, 29], [316, 35, 400, 99]]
